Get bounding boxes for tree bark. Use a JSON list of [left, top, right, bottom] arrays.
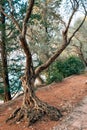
[[6, 36, 62, 125], [1, 7, 11, 102]]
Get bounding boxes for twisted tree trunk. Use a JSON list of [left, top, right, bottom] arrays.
[[6, 37, 62, 125]]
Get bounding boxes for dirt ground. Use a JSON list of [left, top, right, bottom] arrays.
[[0, 74, 87, 130]]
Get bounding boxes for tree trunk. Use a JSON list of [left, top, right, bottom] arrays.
[[1, 8, 11, 102], [6, 37, 62, 125], [6, 75, 62, 125]]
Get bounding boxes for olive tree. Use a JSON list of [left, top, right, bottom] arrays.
[[0, 0, 87, 125]]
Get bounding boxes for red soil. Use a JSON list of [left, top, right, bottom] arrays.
[[0, 74, 87, 130]]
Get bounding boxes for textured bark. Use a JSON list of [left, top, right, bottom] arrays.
[[1, 7, 11, 102], [6, 35, 62, 125], [4, 0, 86, 126], [6, 75, 62, 125]]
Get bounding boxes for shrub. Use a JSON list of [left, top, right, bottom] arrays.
[[61, 56, 85, 77], [46, 62, 63, 84], [46, 56, 85, 84]]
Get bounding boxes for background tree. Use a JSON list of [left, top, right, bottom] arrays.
[[0, 0, 87, 125], [0, 0, 11, 102], [71, 18, 87, 66], [0, 0, 27, 100]]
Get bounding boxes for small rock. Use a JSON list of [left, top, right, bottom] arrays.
[[16, 122, 20, 124], [85, 80, 87, 84], [8, 107, 12, 111]]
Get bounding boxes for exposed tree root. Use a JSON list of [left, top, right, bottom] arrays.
[[6, 99, 62, 126], [6, 76, 62, 126], [6, 108, 21, 123]]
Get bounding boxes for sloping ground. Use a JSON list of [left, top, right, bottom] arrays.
[[55, 96, 87, 130], [0, 74, 87, 130]]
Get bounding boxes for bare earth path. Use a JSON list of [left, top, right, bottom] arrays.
[[53, 96, 87, 130], [0, 74, 87, 130]]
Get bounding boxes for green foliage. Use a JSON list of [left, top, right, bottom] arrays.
[[8, 56, 24, 97], [61, 56, 85, 77], [0, 86, 4, 94], [46, 56, 85, 84], [31, 14, 42, 21], [0, 82, 4, 100], [46, 62, 63, 84]]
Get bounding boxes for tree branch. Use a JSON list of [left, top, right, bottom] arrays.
[[68, 13, 86, 43], [7, 0, 15, 14], [64, 1, 78, 34], [35, 42, 69, 76], [0, 7, 22, 33], [81, 0, 87, 14], [6, 29, 13, 37], [22, 0, 35, 36]]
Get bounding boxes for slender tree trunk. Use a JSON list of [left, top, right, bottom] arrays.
[[1, 9, 11, 102]]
